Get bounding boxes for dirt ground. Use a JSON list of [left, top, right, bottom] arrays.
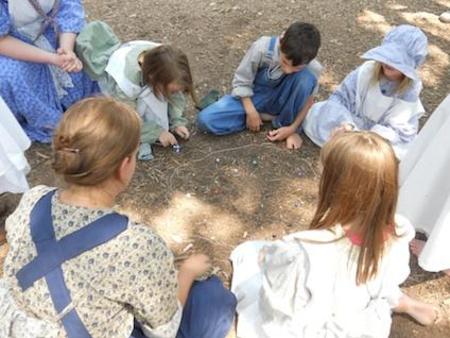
[[1, 0, 450, 337]]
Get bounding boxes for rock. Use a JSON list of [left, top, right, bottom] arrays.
[[439, 11, 450, 23]]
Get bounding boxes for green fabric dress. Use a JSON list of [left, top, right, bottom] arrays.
[[76, 21, 188, 145]]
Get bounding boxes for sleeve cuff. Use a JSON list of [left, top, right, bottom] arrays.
[[140, 301, 183, 338], [370, 125, 398, 143], [231, 86, 254, 98]]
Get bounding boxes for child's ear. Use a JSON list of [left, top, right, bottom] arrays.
[[116, 156, 132, 184]]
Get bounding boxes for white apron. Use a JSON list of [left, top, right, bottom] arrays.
[[397, 95, 450, 272], [8, 0, 73, 98], [231, 216, 414, 338], [304, 61, 422, 159], [0, 97, 31, 194]]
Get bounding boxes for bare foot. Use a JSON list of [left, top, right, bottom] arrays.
[[409, 302, 438, 326], [395, 294, 438, 326], [286, 133, 303, 150], [410, 239, 426, 257]]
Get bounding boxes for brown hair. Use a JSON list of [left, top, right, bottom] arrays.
[[310, 132, 399, 285], [52, 97, 141, 186], [372, 62, 412, 94], [141, 45, 198, 105], [280, 22, 321, 66]]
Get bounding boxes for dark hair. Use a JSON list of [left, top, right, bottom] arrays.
[[141, 45, 198, 105], [280, 22, 321, 66]]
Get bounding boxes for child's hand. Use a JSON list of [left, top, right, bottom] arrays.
[[266, 126, 295, 142], [179, 254, 211, 278], [57, 48, 83, 73], [331, 123, 354, 139], [49, 52, 72, 69], [158, 131, 178, 147], [174, 126, 190, 140], [246, 110, 263, 132]]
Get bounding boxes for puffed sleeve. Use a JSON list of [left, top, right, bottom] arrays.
[[110, 225, 181, 331], [328, 67, 360, 114], [0, 1, 11, 36], [168, 92, 188, 129], [259, 239, 310, 319], [56, 0, 85, 33]]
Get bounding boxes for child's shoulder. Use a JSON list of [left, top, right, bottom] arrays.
[[125, 221, 172, 253], [250, 35, 275, 50], [284, 225, 344, 244]]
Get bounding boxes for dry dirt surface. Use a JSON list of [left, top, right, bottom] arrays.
[[1, 0, 450, 337]]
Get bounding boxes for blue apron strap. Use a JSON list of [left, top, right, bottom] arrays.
[[266, 36, 277, 59], [17, 212, 129, 290], [15, 190, 129, 338]]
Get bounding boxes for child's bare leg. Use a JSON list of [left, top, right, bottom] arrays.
[[394, 293, 437, 326], [410, 239, 450, 276], [410, 239, 426, 257], [286, 133, 303, 150]]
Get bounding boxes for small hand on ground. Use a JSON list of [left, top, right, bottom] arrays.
[[158, 130, 178, 147], [267, 126, 295, 142], [330, 123, 354, 139], [174, 126, 190, 139], [246, 110, 263, 132]]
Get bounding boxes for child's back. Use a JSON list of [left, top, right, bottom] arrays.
[[231, 132, 418, 338]]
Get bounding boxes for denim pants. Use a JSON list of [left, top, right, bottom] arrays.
[[131, 276, 237, 338], [197, 67, 317, 135]]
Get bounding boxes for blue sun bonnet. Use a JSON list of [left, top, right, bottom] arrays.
[[362, 25, 428, 82]]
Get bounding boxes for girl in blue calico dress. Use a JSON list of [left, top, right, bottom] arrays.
[[0, 0, 99, 142]]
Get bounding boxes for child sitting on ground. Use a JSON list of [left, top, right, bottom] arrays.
[[0, 97, 236, 338], [197, 21, 322, 149], [303, 25, 428, 159], [76, 22, 196, 159], [231, 131, 437, 338]]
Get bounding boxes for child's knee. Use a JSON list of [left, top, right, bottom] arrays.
[[197, 109, 214, 132]]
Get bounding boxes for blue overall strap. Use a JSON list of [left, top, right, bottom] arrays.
[[266, 36, 277, 59], [15, 190, 129, 338]]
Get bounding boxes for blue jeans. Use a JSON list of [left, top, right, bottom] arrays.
[[197, 67, 317, 135], [131, 276, 237, 338]]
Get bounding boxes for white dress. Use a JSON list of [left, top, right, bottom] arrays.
[[303, 61, 423, 159], [0, 97, 30, 194], [397, 95, 450, 272], [230, 215, 414, 338]]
